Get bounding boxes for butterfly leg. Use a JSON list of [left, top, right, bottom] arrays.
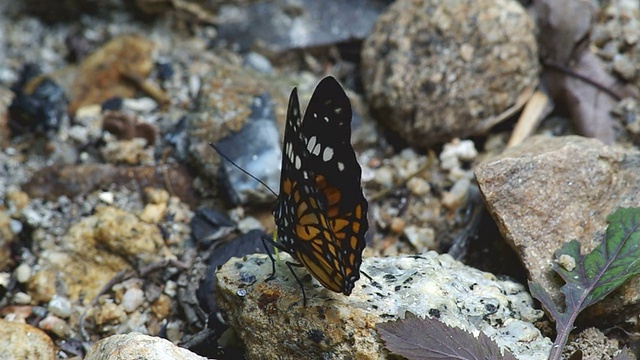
[[285, 261, 307, 307], [261, 234, 277, 281]]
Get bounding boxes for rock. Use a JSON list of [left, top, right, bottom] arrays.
[[66, 35, 155, 115], [185, 56, 289, 203], [216, 252, 552, 360], [47, 294, 72, 318], [562, 327, 620, 359], [28, 206, 171, 303], [215, 0, 388, 52], [85, 333, 207, 360], [475, 135, 640, 324], [22, 164, 198, 209], [38, 314, 71, 338], [0, 210, 16, 271], [361, 0, 539, 148], [8, 64, 67, 136], [0, 319, 55, 360], [212, 93, 282, 205], [121, 287, 145, 313]]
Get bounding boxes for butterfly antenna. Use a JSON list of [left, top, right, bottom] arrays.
[[209, 142, 278, 197]]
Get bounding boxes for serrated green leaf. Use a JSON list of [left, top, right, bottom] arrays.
[[553, 207, 640, 312]]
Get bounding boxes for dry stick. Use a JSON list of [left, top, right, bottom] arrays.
[[507, 90, 552, 148]]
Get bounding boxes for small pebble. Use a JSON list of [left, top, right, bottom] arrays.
[[143, 188, 170, 205], [39, 314, 70, 338], [389, 217, 406, 234], [442, 177, 471, 210], [164, 280, 177, 297], [612, 54, 636, 80], [48, 294, 72, 318], [139, 203, 167, 223], [150, 294, 172, 319], [9, 219, 23, 234], [243, 52, 273, 74], [404, 225, 436, 252], [0, 273, 10, 287], [406, 177, 431, 196], [123, 97, 158, 113], [98, 191, 115, 204], [13, 292, 32, 305], [557, 254, 576, 272], [14, 263, 32, 284], [374, 166, 394, 187], [122, 287, 145, 313]]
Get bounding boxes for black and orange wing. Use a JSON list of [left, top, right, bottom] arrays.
[[272, 76, 368, 296]]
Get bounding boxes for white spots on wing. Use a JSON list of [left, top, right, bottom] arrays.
[[322, 147, 334, 162], [293, 107, 298, 118], [313, 112, 318, 119], [334, 107, 342, 114], [306, 136, 322, 156], [285, 142, 294, 163], [295, 155, 302, 169], [323, 116, 329, 122], [338, 162, 345, 171]]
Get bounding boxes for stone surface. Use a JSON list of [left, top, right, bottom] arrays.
[[215, 0, 388, 52], [0, 319, 55, 360], [85, 333, 206, 360], [184, 55, 289, 202], [65, 35, 154, 115], [562, 327, 621, 359], [216, 252, 551, 360], [28, 205, 172, 303], [475, 135, 640, 324], [0, 210, 16, 271], [361, 0, 539, 148]]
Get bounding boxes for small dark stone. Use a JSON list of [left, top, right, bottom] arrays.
[[156, 60, 174, 81], [190, 208, 236, 249], [102, 97, 124, 111], [307, 329, 325, 343], [8, 64, 68, 136]]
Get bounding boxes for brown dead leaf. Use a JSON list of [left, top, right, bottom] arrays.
[[532, 0, 639, 144]]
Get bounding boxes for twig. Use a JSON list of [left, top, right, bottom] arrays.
[[542, 60, 624, 101], [507, 90, 552, 148]]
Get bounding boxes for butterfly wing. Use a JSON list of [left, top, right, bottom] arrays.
[[273, 77, 368, 296]]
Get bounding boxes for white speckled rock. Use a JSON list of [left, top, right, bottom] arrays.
[[216, 252, 552, 360], [85, 333, 206, 360]]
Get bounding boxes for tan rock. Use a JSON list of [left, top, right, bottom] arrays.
[[0, 319, 55, 360], [475, 135, 640, 324]]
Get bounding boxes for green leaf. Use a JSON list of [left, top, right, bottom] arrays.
[[553, 207, 640, 312], [530, 207, 640, 360]]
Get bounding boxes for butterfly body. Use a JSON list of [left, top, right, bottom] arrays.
[[271, 76, 369, 297]]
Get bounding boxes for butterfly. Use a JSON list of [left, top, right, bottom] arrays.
[[266, 76, 369, 305]]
